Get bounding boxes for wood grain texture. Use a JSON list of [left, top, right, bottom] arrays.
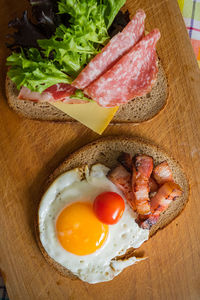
[[0, 0, 200, 299]]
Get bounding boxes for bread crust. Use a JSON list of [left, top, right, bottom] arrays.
[[5, 60, 168, 124], [35, 136, 189, 281]]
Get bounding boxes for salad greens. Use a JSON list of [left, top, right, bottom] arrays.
[[69, 90, 95, 102], [38, 0, 110, 78], [7, 49, 72, 93], [104, 0, 128, 28], [7, 0, 126, 94]]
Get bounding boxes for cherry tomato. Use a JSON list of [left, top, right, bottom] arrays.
[[93, 192, 125, 225]]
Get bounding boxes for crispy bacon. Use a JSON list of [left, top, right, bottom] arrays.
[[150, 181, 182, 211], [108, 164, 136, 210], [132, 155, 153, 215], [135, 155, 154, 178], [136, 214, 159, 229], [153, 161, 173, 185], [149, 177, 158, 193], [117, 152, 133, 172], [138, 182, 182, 229], [132, 166, 151, 215], [107, 152, 183, 231]]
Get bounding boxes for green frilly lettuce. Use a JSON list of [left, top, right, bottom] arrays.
[[7, 0, 126, 94]]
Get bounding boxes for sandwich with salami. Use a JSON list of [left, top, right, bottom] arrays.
[[6, 0, 168, 133]]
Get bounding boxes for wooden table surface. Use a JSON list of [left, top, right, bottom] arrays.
[[0, 0, 200, 299]]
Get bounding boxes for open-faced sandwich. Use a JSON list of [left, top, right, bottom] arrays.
[[36, 137, 189, 284], [6, 0, 167, 133]]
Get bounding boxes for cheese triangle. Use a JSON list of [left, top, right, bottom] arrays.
[[51, 102, 118, 134]]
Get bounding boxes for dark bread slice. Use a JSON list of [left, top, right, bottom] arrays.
[[36, 136, 189, 280], [5, 60, 168, 124]]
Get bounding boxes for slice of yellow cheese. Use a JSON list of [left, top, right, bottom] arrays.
[[51, 102, 118, 134]]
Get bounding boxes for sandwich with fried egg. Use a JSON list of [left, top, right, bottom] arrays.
[[36, 137, 189, 284]]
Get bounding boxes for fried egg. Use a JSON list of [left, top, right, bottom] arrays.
[[38, 164, 149, 284]]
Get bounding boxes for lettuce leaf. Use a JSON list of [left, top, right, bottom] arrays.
[[70, 90, 94, 102], [38, 0, 109, 77], [7, 0, 72, 50], [7, 49, 71, 93], [37, 22, 105, 78], [103, 0, 126, 29], [6, 0, 127, 94]]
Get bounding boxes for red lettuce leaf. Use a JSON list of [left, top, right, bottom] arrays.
[[7, 0, 69, 50]]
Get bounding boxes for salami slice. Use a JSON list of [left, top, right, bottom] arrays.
[[84, 29, 161, 107], [18, 83, 86, 104], [72, 10, 146, 90]]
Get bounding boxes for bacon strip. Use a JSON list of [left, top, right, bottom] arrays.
[[108, 164, 136, 211], [139, 182, 182, 229], [108, 153, 183, 230], [150, 182, 182, 211], [149, 177, 158, 193], [136, 214, 158, 229], [132, 155, 153, 215], [153, 161, 173, 185], [72, 10, 146, 89]]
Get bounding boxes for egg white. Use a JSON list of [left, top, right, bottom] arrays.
[[39, 164, 149, 284]]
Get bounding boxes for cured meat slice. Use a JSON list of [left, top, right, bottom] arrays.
[[149, 177, 158, 193], [132, 155, 153, 215], [18, 86, 52, 102], [150, 182, 182, 211], [44, 83, 77, 101], [72, 10, 146, 89], [138, 182, 182, 229], [18, 83, 86, 104], [108, 164, 136, 211], [153, 161, 173, 185], [84, 29, 161, 107]]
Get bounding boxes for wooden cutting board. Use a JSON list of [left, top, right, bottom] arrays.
[[0, 0, 200, 299]]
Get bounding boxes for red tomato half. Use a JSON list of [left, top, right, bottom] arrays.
[[93, 192, 125, 225]]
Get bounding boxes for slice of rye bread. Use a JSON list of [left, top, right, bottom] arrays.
[[35, 136, 189, 280], [5, 60, 168, 124]]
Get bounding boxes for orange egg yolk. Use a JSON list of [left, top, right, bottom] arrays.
[[56, 202, 109, 255]]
